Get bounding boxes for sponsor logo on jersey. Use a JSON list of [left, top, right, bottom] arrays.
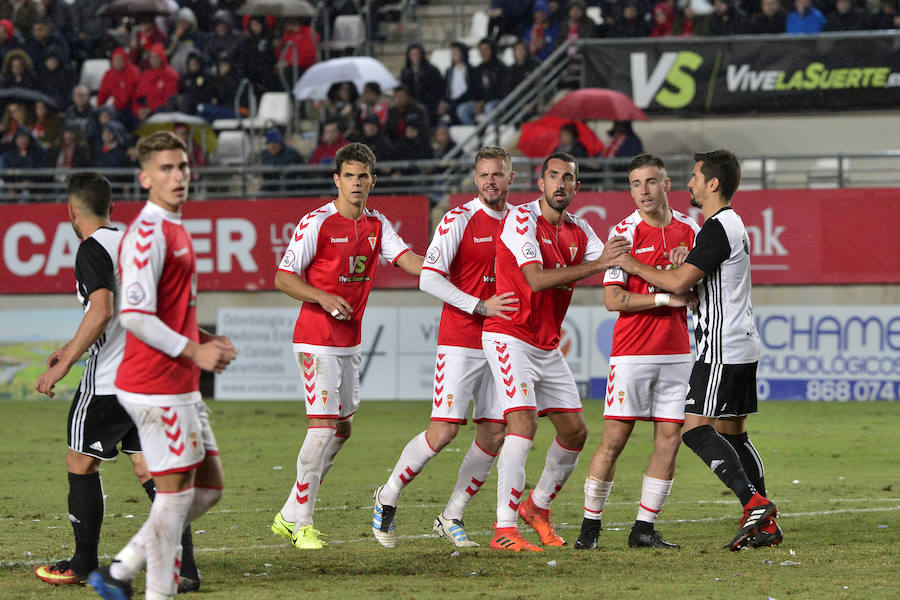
[[126, 282, 145, 305], [541, 237, 553, 244], [281, 250, 296, 269], [330, 237, 349, 243], [522, 242, 537, 259], [368, 232, 377, 251], [634, 245, 655, 254], [173, 247, 189, 257], [569, 242, 578, 261], [473, 236, 493, 243], [426, 247, 440, 264], [482, 274, 496, 283]]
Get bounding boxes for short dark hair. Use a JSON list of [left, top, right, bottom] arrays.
[[136, 131, 187, 167], [628, 153, 667, 180], [363, 81, 381, 95], [474, 146, 512, 171], [559, 122, 579, 138], [541, 152, 579, 180], [335, 142, 376, 175], [693, 149, 741, 200], [67, 172, 112, 218]]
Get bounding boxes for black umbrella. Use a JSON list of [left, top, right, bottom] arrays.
[[238, 0, 316, 17], [0, 87, 59, 110], [98, 0, 175, 18]]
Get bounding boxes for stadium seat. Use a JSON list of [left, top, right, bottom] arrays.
[[501, 46, 514, 66], [468, 47, 482, 67], [586, 6, 603, 25], [460, 10, 490, 47], [212, 92, 292, 131], [430, 48, 452, 73], [212, 130, 252, 166], [324, 15, 366, 53], [80, 58, 110, 93]]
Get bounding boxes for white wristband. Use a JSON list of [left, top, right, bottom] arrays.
[[654, 293, 671, 307]]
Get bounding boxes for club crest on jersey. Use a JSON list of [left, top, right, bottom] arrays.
[[608, 266, 621, 278], [569, 242, 578, 261], [618, 390, 625, 405], [281, 250, 296, 269], [522, 242, 537, 259], [126, 282, 145, 305], [368, 232, 377, 251], [321, 389, 328, 402], [520, 383, 528, 400], [426, 247, 440, 264], [446, 393, 454, 410]]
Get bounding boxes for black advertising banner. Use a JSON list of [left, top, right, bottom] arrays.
[[581, 33, 900, 115]]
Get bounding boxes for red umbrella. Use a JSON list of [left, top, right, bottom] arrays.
[[545, 88, 648, 122], [517, 116, 604, 158]]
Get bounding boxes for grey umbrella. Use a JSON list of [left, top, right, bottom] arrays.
[[237, 0, 316, 18]]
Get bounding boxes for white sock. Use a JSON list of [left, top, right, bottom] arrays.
[[320, 432, 349, 483], [381, 431, 437, 506], [583, 477, 613, 520], [110, 541, 144, 581], [530, 437, 581, 510], [145, 488, 193, 598], [443, 439, 496, 521], [495, 434, 533, 528], [280, 426, 334, 526], [635, 475, 673, 525], [186, 486, 223, 523]]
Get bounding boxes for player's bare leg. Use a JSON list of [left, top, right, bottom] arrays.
[[628, 421, 681, 549], [575, 419, 634, 549], [491, 409, 541, 552], [519, 411, 586, 547]]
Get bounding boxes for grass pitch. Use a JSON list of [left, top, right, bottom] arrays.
[[0, 399, 896, 599]]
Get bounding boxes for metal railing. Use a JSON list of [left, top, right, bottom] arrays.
[[3, 153, 898, 204]]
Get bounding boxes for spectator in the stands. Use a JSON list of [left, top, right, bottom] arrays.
[[0, 19, 23, 63], [179, 51, 212, 114], [473, 38, 508, 121], [525, 1, 561, 60], [866, 0, 900, 28], [38, 0, 74, 43], [400, 43, 444, 124], [438, 41, 479, 125], [198, 52, 241, 122], [324, 81, 359, 137], [66, 84, 99, 141], [0, 0, 36, 46], [1, 102, 33, 153], [167, 7, 207, 75], [0, 48, 37, 89], [173, 122, 208, 171], [243, 15, 278, 95], [308, 120, 346, 165], [824, 0, 866, 29], [32, 99, 62, 150], [431, 122, 456, 159], [180, 0, 215, 33], [786, 0, 826, 32], [98, 48, 139, 119], [555, 0, 602, 52], [207, 10, 243, 69], [1, 128, 47, 188], [26, 17, 69, 66], [679, 0, 715, 35], [261, 127, 303, 192], [487, 0, 533, 41], [71, 0, 109, 61], [35, 45, 75, 111], [217, 0, 246, 19], [392, 112, 433, 184], [707, 0, 748, 35], [349, 113, 396, 163], [51, 123, 93, 170], [277, 17, 318, 80], [554, 122, 590, 158], [610, 1, 652, 36], [357, 81, 390, 128], [599, 120, 643, 160], [133, 44, 179, 121], [94, 119, 129, 168], [508, 40, 539, 90], [650, 1, 678, 36], [749, 0, 787, 32], [129, 18, 167, 68], [386, 84, 431, 143]]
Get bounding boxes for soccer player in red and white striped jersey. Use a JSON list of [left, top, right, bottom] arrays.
[[372, 147, 519, 548], [482, 153, 630, 552], [88, 132, 237, 600], [575, 154, 700, 551], [270, 143, 424, 550]]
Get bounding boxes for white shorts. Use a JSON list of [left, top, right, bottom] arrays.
[[118, 393, 218, 477], [430, 346, 505, 425], [295, 351, 361, 420], [482, 332, 582, 417], [604, 361, 690, 422]]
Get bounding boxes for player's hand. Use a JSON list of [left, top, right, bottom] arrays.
[[669, 292, 699, 312], [46, 344, 67, 367], [35, 363, 68, 398], [480, 292, 519, 320], [600, 235, 630, 265], [319, 293, 353, 321], [191, 339, 238, 373], [608, 251, 639, 274], [664, 246, 690, 266]]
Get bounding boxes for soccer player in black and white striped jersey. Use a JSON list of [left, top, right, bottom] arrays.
[[608, 150, 781, 551]]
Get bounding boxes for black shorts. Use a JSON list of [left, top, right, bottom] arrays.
[[685, 361, 758, 418], [67, 387, 141, 460]]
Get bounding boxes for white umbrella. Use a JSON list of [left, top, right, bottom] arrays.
[[292, 57, 399, 101]]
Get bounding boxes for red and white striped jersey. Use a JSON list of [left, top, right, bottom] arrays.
[[423, 198, 508, 349], [484, 199, 603, 350], [604, 209, 700, 363], [278, 201, 411, 354], [116, 202, 200, 395]]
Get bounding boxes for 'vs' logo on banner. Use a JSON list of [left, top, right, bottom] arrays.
[[630, 51, 703, 109]]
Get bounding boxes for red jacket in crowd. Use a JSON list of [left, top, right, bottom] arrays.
[[98, 48, 139, 112], [277, 24, 318, 71], [133, 44, 179, 117]]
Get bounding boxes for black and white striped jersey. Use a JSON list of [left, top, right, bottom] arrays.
[[75, 226, 125, 395], [685, 207, 761, 365]]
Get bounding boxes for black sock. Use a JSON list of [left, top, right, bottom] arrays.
[[143, 478, 198, 579], [68, 472, 103, 575], [142, 479, 156, 502], [682, 425, 756, 506], [721, 432, 767, 497], [632, 520, 653, 533]]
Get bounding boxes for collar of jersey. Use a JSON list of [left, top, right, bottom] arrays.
[[144, 200, 183, 224]]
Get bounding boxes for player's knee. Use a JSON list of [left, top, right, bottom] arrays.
[[560, 424, 589, 450], [336, 420, 352, 439], [65, 450, 99, 475], [427, 423, 459, 451]]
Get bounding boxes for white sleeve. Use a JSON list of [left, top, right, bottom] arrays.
[[279, 213, 319, 274], [119, 311, 189, 357], [501, 205, 542, 267], [376, 211, 411, 264], [419, 269, 479, 314], [579, 216, 604, 262], [602, 218, 636, 285]]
